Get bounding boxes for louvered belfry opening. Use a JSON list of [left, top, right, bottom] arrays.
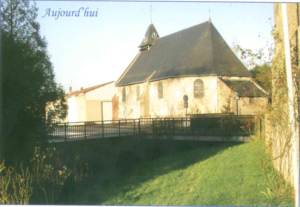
[[194, 79, 204, 98]]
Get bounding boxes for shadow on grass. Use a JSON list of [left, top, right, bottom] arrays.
[[59, 139, 242, 205]]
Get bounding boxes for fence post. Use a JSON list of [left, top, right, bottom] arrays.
[[102, 120, 104, 138], [235, 117, 238, 136], [253, 117, 258, 137], [138, 119, 141, 134], [203, 118, 206, 135], [211, 120, 214, 134], [84, 122, 86, 140], [221, 117, 224, 134], [259, 117, 262, 137], [134, 119, 135, 135], [119, 120, 121, 137], [180, 118, 182, 132], [64, 123, 67, 142], [191, 118, 193, 135], [186, 118, 187, 134], [173, 118, 175, 134]]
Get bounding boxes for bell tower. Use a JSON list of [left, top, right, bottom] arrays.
[[138, 22, 159, 51]]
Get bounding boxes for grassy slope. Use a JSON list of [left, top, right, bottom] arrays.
[[72, 141, 294, 206]]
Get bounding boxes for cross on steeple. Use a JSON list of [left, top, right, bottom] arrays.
[[208, 9, 211, 20], [150, 4, 153, 23]]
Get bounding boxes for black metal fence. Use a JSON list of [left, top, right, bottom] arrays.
[[42, 115, 257, 142]]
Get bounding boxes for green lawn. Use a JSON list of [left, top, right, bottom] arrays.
[[70, 141, 294, 206]]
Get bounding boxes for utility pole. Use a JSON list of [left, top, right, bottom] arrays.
[[282, 4, 299, 207]]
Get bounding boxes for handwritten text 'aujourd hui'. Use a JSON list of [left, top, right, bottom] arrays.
[[42, 7, 99, 20]]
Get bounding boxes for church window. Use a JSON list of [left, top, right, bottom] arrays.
[[158, 82, 163, 99], [136, 86, 140, 101], [122, 88, 126, 102], [194, 79, 204, 98]]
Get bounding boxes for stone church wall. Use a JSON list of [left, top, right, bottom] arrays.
[[117, 83, 144, 119], [149, 77, 218, 117], [117, 76, 265, 119], [117, 77, 220, 118]]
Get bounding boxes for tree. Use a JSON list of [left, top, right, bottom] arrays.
[[251, 63, 272, 93], [0, 0, 67, 165]]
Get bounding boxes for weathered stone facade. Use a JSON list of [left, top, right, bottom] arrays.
[[117, 76, 267, 119], [270, 3, 300, 186]]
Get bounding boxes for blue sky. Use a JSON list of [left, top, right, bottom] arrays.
[[36, 1, 274, 93]]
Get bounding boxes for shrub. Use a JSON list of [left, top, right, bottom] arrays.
[[31, 147, 71, 204], [0, 161, 33, 204]]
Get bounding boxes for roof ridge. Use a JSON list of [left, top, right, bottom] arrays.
[[66, 81, 114, 97], [156, 21, 209, 42], [83, 81, 114, 91]]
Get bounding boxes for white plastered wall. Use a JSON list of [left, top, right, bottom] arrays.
[[67, 97, 78, 122]]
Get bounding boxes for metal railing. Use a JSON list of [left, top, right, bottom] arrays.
[[41, 115, 257, 142]]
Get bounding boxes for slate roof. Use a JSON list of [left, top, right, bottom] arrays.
[[221, 79, 266, 97], [116, 21, 253, 87], [66, 81, 114, 97]]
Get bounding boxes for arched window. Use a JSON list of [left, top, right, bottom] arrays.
[[158, 82, 163, 99], [194, 79, 204, 98], [136, 86, 140, 101], [122, 88, 126, 102]]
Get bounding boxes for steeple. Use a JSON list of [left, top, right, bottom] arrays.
[[139, 22, 159, 51]]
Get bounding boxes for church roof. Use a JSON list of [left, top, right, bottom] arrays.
[[116, 21, 253, 87], [221, 79, 266, 97]]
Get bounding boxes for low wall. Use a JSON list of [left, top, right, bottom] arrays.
[[40, 137, 242, 182], [143, 135, 252, 142]]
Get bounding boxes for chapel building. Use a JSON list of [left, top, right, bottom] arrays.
[[115, 20, 267, 119]]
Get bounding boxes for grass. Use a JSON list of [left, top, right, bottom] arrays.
[[67, 141, 294, 206]]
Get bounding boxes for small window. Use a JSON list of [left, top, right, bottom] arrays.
[[122, 88, 126, 102], [136, 86, 140, 101], [158, 82, 163, 99], [194, 79, 204, 98]]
